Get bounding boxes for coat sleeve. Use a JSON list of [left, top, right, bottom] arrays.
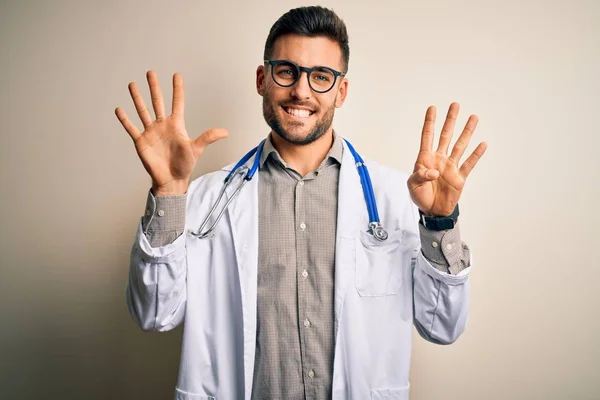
[[409, 203, 472, 345], [125, 220, 188, 332]]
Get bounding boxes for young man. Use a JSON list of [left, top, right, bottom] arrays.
[[116, 6, 487, 400]]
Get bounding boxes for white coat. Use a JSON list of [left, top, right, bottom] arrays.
[[126, 139, 471, 400]]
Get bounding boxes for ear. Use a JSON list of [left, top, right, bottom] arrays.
[[334, 77, 348, 108], [256, 65, 266, 96]]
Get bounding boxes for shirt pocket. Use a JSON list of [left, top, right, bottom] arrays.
[[355, 229, 407, 297]]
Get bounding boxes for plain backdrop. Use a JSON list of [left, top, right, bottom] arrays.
[[0, 0, 598, 399]]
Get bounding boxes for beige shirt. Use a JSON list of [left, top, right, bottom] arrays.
[[141, 134, 470, 399]]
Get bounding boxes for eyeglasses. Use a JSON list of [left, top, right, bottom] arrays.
[[264, 59, 346, 93]]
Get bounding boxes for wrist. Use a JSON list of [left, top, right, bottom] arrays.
[[418, 204, 459, 231], [152, 180, 189, 196]]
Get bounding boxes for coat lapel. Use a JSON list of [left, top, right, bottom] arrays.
[[334, 139, 366, 337], [224, 160, 259, 400]]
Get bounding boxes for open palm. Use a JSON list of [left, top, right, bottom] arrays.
[[407, 103, 487, 217], [115, 71, 227, 195]]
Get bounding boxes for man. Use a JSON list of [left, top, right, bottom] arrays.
[[116, 6, 487, 400]]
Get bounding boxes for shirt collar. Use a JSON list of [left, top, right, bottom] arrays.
[[259, 131, 344, 168]]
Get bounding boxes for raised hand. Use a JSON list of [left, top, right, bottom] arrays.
[[407, 102, 487, 217], [115, 71, 228, 196]]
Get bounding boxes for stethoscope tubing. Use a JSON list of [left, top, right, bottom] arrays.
[[189, 138, 386, 240]]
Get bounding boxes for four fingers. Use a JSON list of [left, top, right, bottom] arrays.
[[417, 102, 486, 179]]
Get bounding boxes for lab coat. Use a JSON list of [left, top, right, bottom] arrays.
[[127, 139, 471, 400]]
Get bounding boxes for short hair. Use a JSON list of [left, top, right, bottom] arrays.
[[263, 6, 350, 72]]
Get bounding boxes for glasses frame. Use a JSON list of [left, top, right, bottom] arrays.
[[264, 59, 346, 94]]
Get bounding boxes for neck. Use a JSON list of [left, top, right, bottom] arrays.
[[270, 129, 334, 176]]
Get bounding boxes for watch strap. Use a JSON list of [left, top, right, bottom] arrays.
[[418, 204, 459, 231]]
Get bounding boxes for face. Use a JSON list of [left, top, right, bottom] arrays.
[[257, 34, 348, 146]]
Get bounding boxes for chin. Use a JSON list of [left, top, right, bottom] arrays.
[[275, 124, 327, 146]]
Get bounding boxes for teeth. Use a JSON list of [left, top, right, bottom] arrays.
[[286, 108, 312, 118]]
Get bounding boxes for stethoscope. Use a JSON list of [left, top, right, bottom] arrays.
[[188, 138, 388, 241]]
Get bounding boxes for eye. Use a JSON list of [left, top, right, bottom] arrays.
[[311, 68, 334, 83], [273, 63, 298, 79], [313, 73, 331, 82]]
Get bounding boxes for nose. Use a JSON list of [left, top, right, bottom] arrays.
[[290, 70, 312, 100]]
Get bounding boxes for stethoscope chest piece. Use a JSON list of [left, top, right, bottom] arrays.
[[369, 222, 388, 241]]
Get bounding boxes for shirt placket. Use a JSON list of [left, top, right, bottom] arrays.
[[294, 174, 317, 395]]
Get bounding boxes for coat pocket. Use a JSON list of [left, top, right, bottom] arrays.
[[355, 229, 406, 297], [175, 387, 216, 400], [371, 384, 410, 400]]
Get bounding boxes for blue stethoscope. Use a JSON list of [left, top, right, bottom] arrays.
[[188, 138, 388, 241]]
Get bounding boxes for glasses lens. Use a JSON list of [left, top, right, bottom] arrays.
[[309, 67, 336, 92], [272, 62, 298, 87]]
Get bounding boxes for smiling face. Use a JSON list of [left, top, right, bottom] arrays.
[[257, 34, 348, 146]]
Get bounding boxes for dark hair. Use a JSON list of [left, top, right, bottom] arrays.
[[264, 6, 350, 72]]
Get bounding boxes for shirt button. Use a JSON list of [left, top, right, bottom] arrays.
[[157, 210, 165, 217], [145, 210, 151, 216], [304, 319, 310, 327], [432, 241, 438, 248], [299, 180, 305, 186], [300, 222, 306, 230], [446, 244, 453, 250], [302, 270, 308, 278], [307, 370, 315, 378]]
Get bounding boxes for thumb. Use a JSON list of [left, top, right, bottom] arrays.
[[409, 168, 439, 187], [192, 128, 229, 158]]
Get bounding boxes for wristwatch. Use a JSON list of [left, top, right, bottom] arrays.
[[418, 204, 459, 231]]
